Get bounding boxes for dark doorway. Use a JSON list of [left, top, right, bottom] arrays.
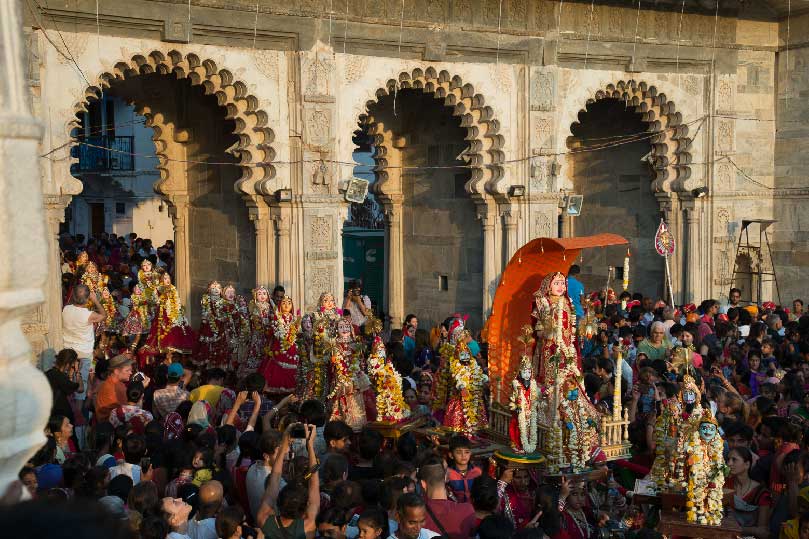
[[89, 202, 105, 238]]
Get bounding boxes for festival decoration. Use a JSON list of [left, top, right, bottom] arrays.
[[327, 316, 370, 431], [138, 259, 160, 310], [142, 273, 195, 356], [243, 286, 272, 377], [508, 345, 541, 453], [679, 409, 726, 525], [443, 335, 488, 434], [622, 249, 631, 291], [365, 316, 409, 423], [259, 296, 300, 393], [197, 281, 230, 369], [655, 219, 676, 304], [121, 285, 152, 350]]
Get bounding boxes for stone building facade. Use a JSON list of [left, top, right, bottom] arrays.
[[21, 0, 808, 351]]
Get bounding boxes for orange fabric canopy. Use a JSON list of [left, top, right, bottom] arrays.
[[487, 234, 628, 405]]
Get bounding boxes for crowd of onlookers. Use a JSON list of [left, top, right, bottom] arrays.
[[4, 235, 809, 539]]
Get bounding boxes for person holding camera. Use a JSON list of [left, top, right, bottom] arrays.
[[256, 423, 320, 539], [343, 280, 372, 329]]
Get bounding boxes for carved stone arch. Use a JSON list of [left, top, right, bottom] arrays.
[[357, 67, 507, 198], [567, 79, 693, 193], [67, 49, 277, 197]]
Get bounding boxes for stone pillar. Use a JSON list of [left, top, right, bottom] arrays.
[[167, 195, 191, 316], [684, 201, 702, 304], [381, 195, 404, 329], [0, 0, 53, 493], [477, 200, 498, 318], [246, 196, 273, 288], [503, 207, 520, 262], [274, 207, 292, 292], [42, 195, 73, 353]]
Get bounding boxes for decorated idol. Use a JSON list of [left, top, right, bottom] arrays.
[[96, 286, 122, 338], [138, 259, 160, 309], [197, 281, 230, 369], [259, 295, 300, 394], [365, 316, 409, 423], [676, 409, 726, 525], [443, 334, 488, 434], [556, 368, 600, 472], [296, 314, 327, 402], [121, 284, 152, 351], [222, 285, 250, 371], [143, 272, 196, 357], [243, 286, 272, 377], [431, 314, 469, 415], [314, 292, 341, 325], [509, 355, 542, 453], [328, 316, 370, 431], [81, 261, 108, 302]]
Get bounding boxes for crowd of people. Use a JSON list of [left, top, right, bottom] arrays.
[[2, 234, 809, 539]]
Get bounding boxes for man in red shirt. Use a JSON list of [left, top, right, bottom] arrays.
[[417, 457, 476, 538], [96, 354, 133, 422]]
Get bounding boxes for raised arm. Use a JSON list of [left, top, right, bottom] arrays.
[[225, 391, 249, 427], [303, 424, 321, 531], [246, 392, 262, 431], [256, 424, 292, 527], [87, 291, 107, 324]]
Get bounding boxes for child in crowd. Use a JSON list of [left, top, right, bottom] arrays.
[[445, 435, 481, 503]]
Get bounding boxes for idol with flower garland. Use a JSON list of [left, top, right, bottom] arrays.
[[197, 281, 230, 369], [96, 287, 122, 338], [365, 316, 409, 423], [313, 292, 342, 327], [259, 296, 300, 394], [222, 285, 250, 371], [431, 315, 468, 416], [443, 335, 488, 434], [143, 273, 196, 356], [242, 286, 272, 377], [296, 314, 328, 401], [311, 292, 342, 378], [328, 316, 370, 431], [65, 251, 91, 304], [648, 394, 683, 491], [675, 408, 726, 525], [138, 259, 160, 311], [508, 354, 542, 453], [81, 261, 108, 301], [556, 367, 600, 472], [121, 284, 152, 351]]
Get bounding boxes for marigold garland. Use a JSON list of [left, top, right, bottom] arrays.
[[367, 336, 409, 422], [157, 283, 183, 345], [448, 341, 487, 433]]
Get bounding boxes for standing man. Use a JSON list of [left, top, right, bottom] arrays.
[[96, 354, 134, 423], [62, 284, 106, 446], [271, 285, 286, 307], [722, 287, 743, 314], [343, 280, 372, 328], [567, 265, 585, 319], [153, 363, 190, 419], [390, 493, 440, 539]]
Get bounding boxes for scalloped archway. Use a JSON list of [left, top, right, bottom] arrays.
[[355, 67, 508, 327], [67, 50, 277, 318], [567, 79, 693, 194]]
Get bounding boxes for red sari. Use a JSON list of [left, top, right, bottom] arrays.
[[197, 294, 230, 369], [143, 284, 196, 356], [259, 311, 299, 393]]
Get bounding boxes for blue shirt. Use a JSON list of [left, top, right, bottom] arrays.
[[568, 276, 585, 318]]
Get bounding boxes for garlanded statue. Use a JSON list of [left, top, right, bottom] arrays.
[[650, 370, 703, 491], [296, 314, 327, 401], [365, 316, 409, 423], [509, 354, 542, 453], [328, 316, 370, 431], [197, 281, 230, 369], [676, 409, 726, 525], [138, 259, 160, 309], [443, 334, 488, 435], [222, 285, 250, 371], [313, 292, 342, 325], [144, 273, 196, 356], [311, 292, 342, 379], [431, 314, 468, 415], [556, 368, 600, 472], [121, 285, 152, 351], [81, 261, 108, 302], [242, 286, 272, 377], [259, 295, 300, 394], [96, 287, 121, 339], [532, 272, 582, 384]]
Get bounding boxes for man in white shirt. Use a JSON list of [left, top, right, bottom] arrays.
[[62, 284, 106, 448], [343, 280, 372, 328], [247, 431, 285, 521]]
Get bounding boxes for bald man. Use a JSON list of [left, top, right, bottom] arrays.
[[187, 480, 223, 539]]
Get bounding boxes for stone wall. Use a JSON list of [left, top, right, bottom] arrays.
[[772, 12, 809, 304]]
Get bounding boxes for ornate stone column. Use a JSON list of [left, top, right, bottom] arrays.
[[380, 194, 404, 329], [246, 196, 273, 288], [502, 207, 520, 262], [274, 206, 292, 292], [683, 199, 702, 304], [41, 195, 73, 353], [166, 195, 191, 316], [476, 200, 498, 318], [0, 0, 53, 493]]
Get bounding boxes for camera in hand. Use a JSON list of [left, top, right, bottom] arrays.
[[290, 423, 307, 439]]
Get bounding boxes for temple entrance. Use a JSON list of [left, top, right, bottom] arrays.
[[70, 72, 256, 322], [566, 98, 665, 297], [363, 88, 483, 329]]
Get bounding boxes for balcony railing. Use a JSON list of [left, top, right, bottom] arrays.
[[73, 136, 134, 172]]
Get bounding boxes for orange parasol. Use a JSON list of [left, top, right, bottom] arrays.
[[487, 233, 629, 405]]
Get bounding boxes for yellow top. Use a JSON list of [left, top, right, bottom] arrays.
[[189, 384, 226, 408]]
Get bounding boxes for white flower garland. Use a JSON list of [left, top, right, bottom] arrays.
[[510, 378, 539, 453]]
